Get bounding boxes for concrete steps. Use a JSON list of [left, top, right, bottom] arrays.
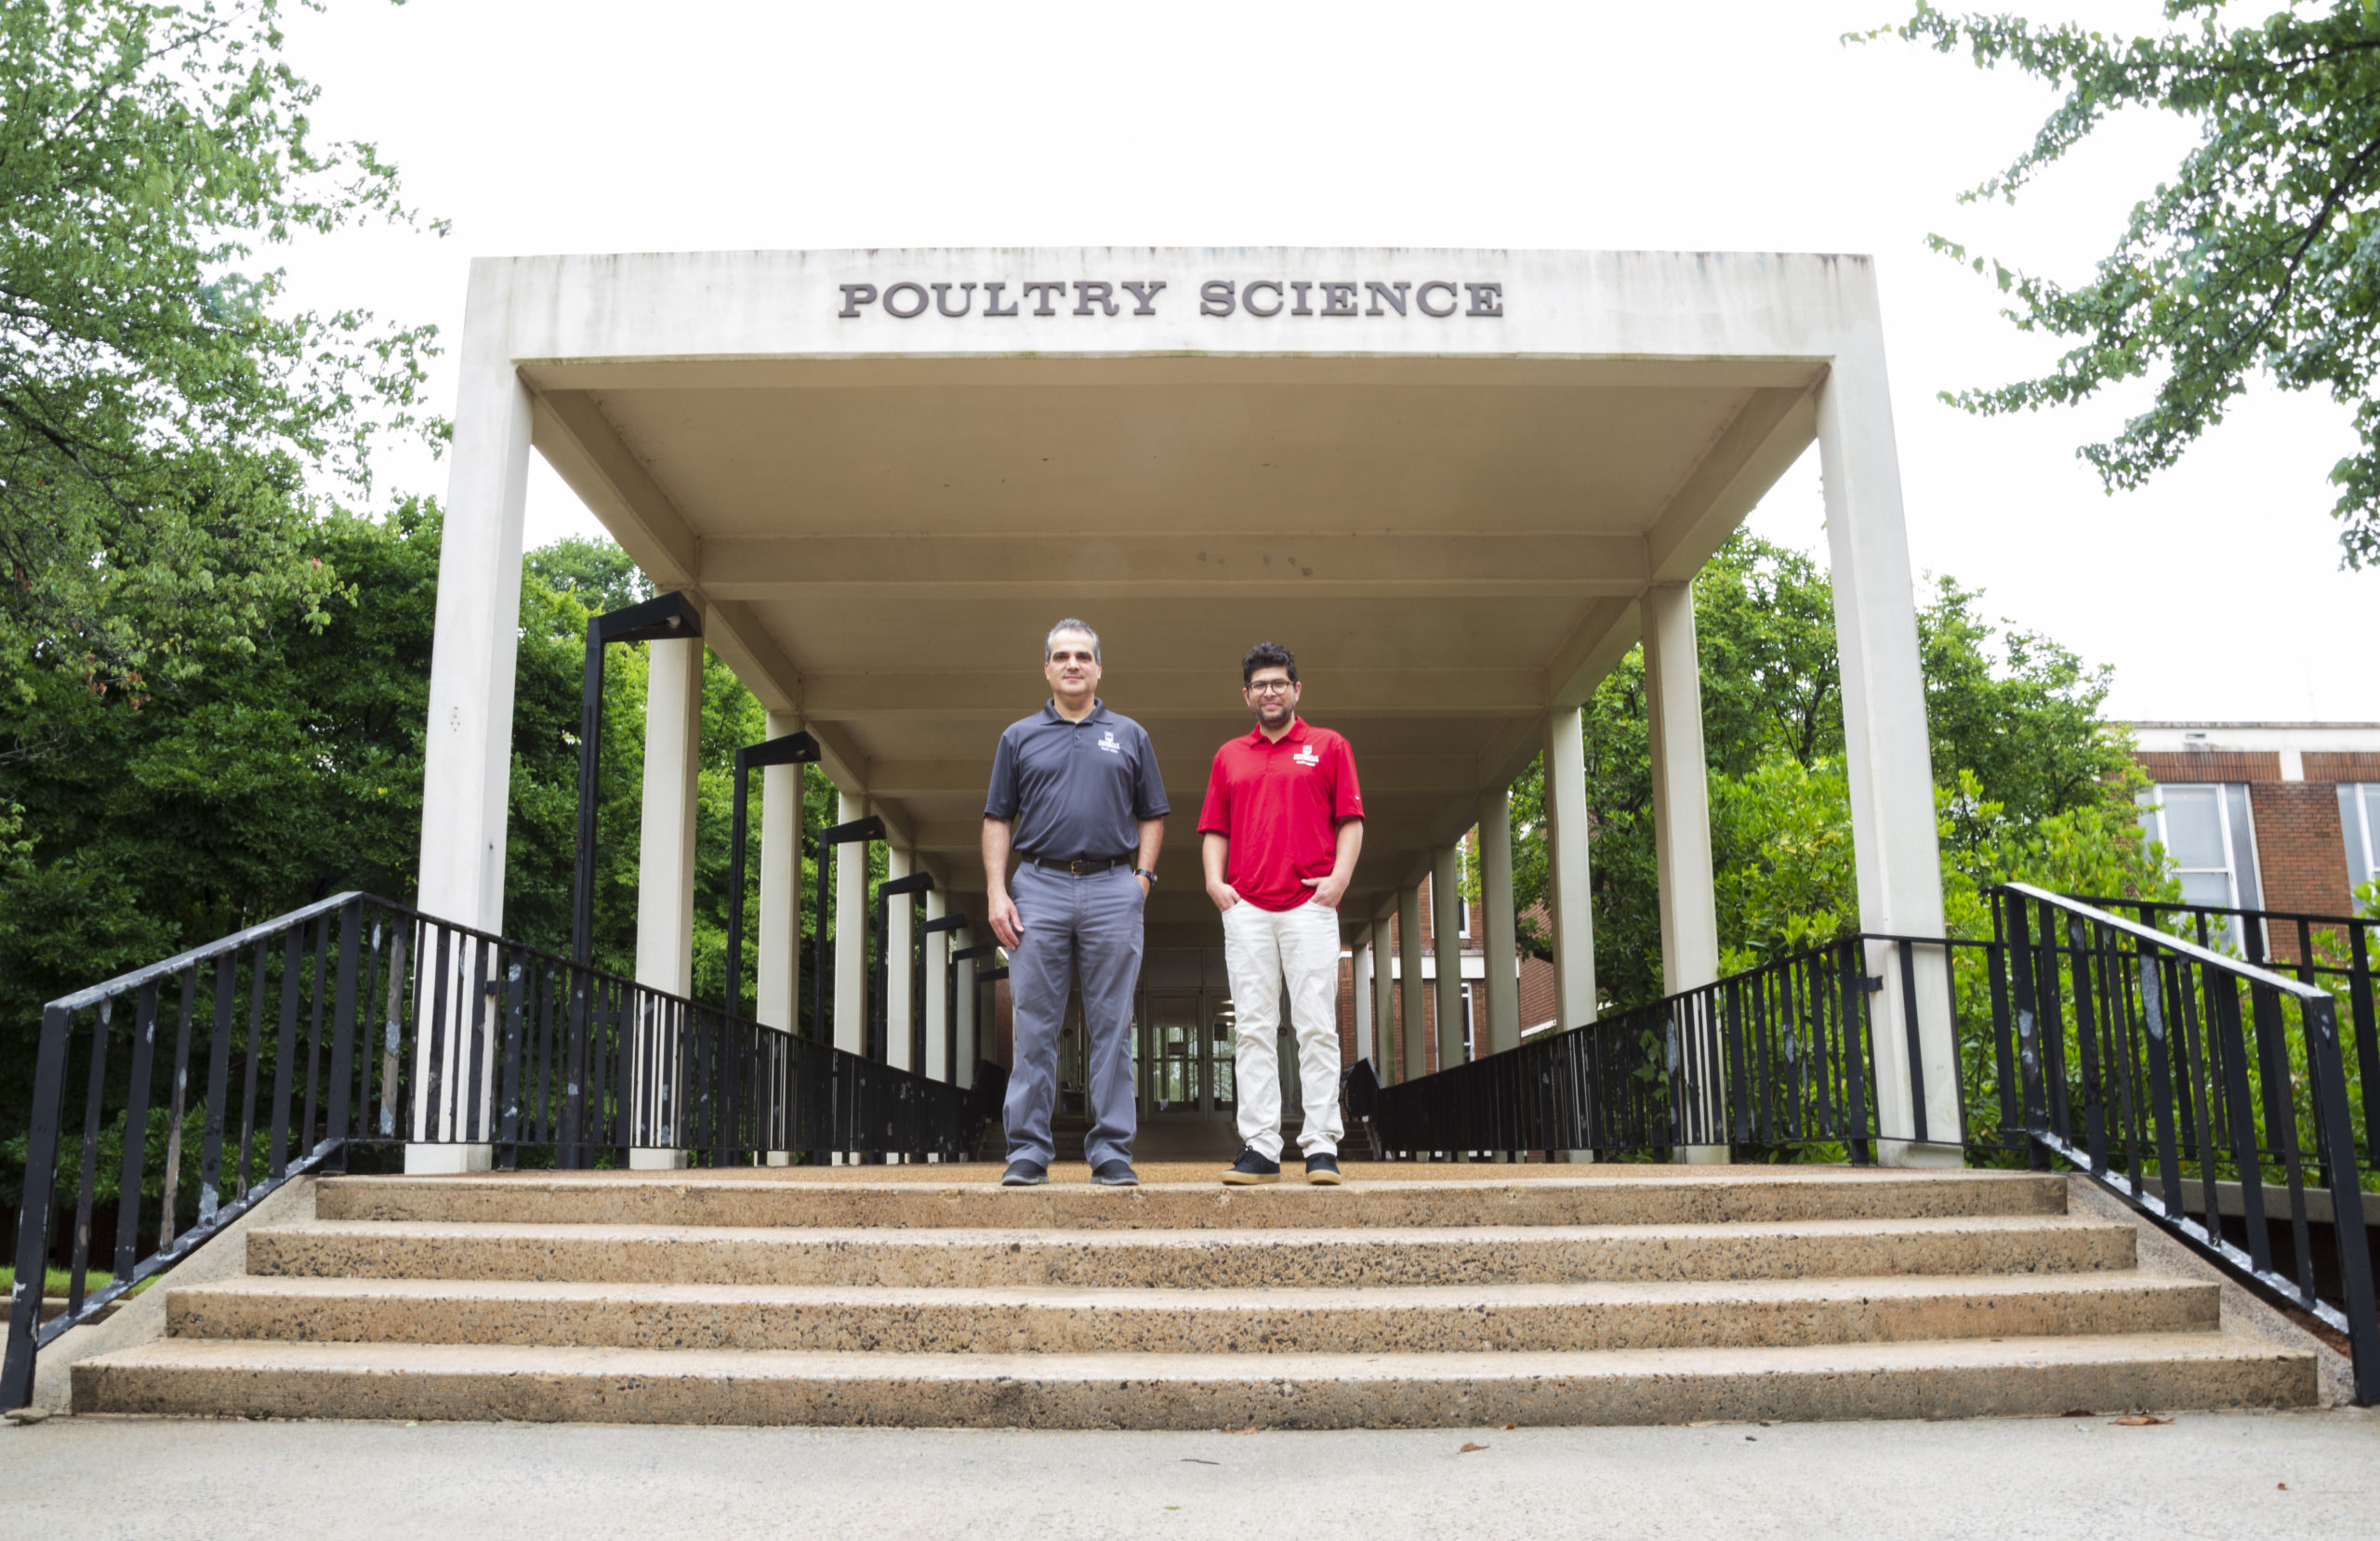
[[73, 1165, 2320, 1428], [166, 1271, 2216, 1354], [74, 1333, 2311, 1429]]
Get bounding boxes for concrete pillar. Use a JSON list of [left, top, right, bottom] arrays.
[[1544, 706, 1597, 1030], [885, 847, 915, 1072], [1397, 883, 1426, 1082], [1372, 904, 1396, 1079], [1352, 929, 1374, 1067], [629, 634, 703, 1170], [1480, 792, 1520, 1057], [834, 790, 869, 1058], [1433, 845, 1467, 1073], [924, 889, 949, 1081], [406, 328, 532, 1176], [1645, 581, 1727, 1165], [756, 710, 802, 1035], [1818, 332, 1958, 1167], [955, 954, 978, 1088]]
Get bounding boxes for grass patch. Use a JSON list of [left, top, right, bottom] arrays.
[[1, 1266, 155, 1298]]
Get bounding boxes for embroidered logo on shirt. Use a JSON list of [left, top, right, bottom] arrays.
[[1293, 744, 1320, 767], [1097, 731, 1121, 754]]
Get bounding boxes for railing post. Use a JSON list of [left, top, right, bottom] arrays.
[[2, 1005, 75, 1411], [2304, 994, 2380, 1403]]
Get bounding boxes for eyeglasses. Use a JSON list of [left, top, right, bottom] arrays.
[[1247, 679, 1296, 695]]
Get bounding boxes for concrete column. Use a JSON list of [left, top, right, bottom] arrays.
[[1397, 883, 1426, 1081], [923, 889, 949, 1081], [955, 954, 977, 1088], [834, 790, 869, 1058], [406, 333, 533, 1176], [1480, 792, 1520, 1057], [756, 710, 802, 1036], [885, 846, 915, 1072], [1544, 706, 1597, 1030], [1352, 929, 1374, 1067], [1818, 332, 1958, 1168], [629, 634, 703, 1170], [1372, 903, 1396, 1079], [1645, 581, 1727, 1165], [1433, 845, 1467, 1073]]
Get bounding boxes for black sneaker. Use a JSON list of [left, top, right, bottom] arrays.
[[1091, 1159, 1140, 1188], [1000, 1159, 1049, 1187], [1222, 1146, 1281, 1186], [1304, 1152, 1342, 1185]]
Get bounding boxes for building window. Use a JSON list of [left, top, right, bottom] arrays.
[[2344, 784, 2380, 898], [1460, 981, 1475, 1062], [2138, 783, 2264, 931], [1457, 838, 1473, 939]]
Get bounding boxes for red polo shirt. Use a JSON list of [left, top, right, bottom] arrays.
[[1197, 718, 1364, 911]]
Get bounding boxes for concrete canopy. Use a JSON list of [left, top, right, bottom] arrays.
[[422, 247, 1938, 996]]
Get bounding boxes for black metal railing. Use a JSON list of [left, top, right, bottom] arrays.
[[1994, 883, 2378, 1400], [1355, 886, 2380, 1402], [3, 891, 995, 1410], [1363, 934, 1898, 1161]]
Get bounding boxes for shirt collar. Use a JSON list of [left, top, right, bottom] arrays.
[[1044, 698, 1108, 725], [1247, 716, 1307, 746]]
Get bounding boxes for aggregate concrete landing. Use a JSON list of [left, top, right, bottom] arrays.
[[13, 1409, 2376, 1541], [72, 1332, 2315, 1429], [244, 1214, 2139, 1288], [318, 1170, 2067, 1230], [167, 1271, 2216, 1353]]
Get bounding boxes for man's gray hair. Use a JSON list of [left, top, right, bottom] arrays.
[[1044, 618, 1101, 662]]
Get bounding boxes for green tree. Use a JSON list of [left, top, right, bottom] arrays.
[[1871, 1, 2380, 567], [1499, 532, 2144, 1010], [0, 0, 438, 724]]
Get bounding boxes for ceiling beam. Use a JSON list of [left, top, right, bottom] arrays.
[[530, 391, 697, 587], [697, 532, 1647, 599], [1646, 386, 1818, 584]]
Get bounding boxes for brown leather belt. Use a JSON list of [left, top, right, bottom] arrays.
[[1025, 855, 1130, 876]]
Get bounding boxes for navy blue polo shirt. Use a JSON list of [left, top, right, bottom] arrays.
[[985, 700, 1169, 861]]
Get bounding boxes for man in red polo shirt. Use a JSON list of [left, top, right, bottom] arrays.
[[1198, 641, 1364, 1185]]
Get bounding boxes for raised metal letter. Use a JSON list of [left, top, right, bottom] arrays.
[[838, 283, 878, 318], [1416, 281, 1458, 318]]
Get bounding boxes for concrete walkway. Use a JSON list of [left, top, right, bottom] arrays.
[[5, 1409, 2377, 1540]]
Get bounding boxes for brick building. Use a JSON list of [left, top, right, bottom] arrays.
[[2131, 722, 2380, 954]]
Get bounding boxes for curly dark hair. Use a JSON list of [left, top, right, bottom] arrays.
[[1241, 641, 1297, 686]]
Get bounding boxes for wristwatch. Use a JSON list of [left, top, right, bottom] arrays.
[[1133, 868, 1158, 885]]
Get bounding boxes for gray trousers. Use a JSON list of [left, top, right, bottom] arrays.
[[1004, 862, 1145, 1168]]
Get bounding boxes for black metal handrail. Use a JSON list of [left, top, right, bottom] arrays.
[[3, 891, 995, 1410], [1994, 882, 2379, 1401], [1363, 934, 1895, 1161]]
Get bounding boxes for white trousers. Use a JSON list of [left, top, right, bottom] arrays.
[[1220, 897, 1344, 1160]]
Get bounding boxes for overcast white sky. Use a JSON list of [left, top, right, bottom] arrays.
[[272, 0, 2374, 722]]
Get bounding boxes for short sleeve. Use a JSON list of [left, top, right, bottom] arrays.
[[1329, 735, 1364, 822], [1197, 750, 1233, 836], [984, 729, 1022, 820], [1131, 725, 1170, 819]]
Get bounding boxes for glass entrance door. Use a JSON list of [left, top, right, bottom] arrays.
[[1139, 992, 1236, 1115]]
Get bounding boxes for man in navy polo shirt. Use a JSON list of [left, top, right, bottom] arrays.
[[983, 619, 1168, 1188], [1199, 641, 1364, 1185]]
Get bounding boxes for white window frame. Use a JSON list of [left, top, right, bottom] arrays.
[[2138, 782, 2265, 949], [2343, 783, 2380, 899]]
